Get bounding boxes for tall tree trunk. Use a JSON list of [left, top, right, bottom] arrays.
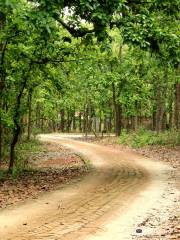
[[60, 109, 65, 132], [72, 109, 76, 131], [0, 96, 3, 165], [114, 104, 122, 136], [155, 75, 166, 133], [169, 105, 173, 129], [27, 88, 33, 140], [108, 114, 112, 133], [0, 11, 6, 165], [66, 110, 70, 132], [99, 115, 102, 133], [175, 83, 180, 130], [9, 65, 32, 173], [83, 106, 86, 133], [134, 101, 138, 131], [103, 117, 107, 132], [0, 12, 6, 92], [79, 112, 82, 132], [85, 106, 88, 138], [88, 106, 92, 132], [152, 109, 156, 131], [112, 83, 122, 136], [0, 106, 2, 165]]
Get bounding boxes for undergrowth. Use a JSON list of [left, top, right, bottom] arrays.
[[0, 137, 45, 179], [12, 138, 45, 177], [119, 128, 180, 148]]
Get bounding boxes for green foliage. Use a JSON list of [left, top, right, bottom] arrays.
[[17, 138, 44, 153], [0, 0, 180, 173], [11, 138, 45, 176], [119, 129, 180, 148]]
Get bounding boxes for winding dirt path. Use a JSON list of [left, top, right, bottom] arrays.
[[0, 134, 172, 240]]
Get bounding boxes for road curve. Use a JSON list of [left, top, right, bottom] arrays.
[[0, 134, 171, 240]]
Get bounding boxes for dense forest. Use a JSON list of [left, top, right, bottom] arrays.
[[0, 0, 179, 172]]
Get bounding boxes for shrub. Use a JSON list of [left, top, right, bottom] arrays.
[[119, 128, 180, 148]]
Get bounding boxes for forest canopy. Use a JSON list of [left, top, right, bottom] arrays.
[[0, 0, 179, 172]]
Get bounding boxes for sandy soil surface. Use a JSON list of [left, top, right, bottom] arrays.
[[0, 134, 179, 240]]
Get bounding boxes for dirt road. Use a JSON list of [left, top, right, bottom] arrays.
[[0, 134, 174, 240]]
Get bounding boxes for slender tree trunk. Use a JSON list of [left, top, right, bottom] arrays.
[[112, 83, 122, 136], [152, 109, 156, 130], [52, 120, 56, 132], [109, 115, 112, 133], [99, 115, 102, 133], [0, 107, 2, 165], [83, 106, 86, 133], [79, 112, 82, 132], [60, 109, 65, 132], [88, 106, 93, 132], [66, 110, 70, 132], [169, 105, 173, 129], [0, 12, 6, 165], [155, 76, 165, 133], [0, 96, 3, 165], [9, 65, 32, 172], [72, 109, 76, 131], [27, 88, 33, 140], [103, 117, 107, 132], [0, 13, 6, 92], [85, 106, 88, 138], [9, 124, 21, 171], [175, 83, 180, 130]]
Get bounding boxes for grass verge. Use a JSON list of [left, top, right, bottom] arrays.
[[119, 129, 180, 148]]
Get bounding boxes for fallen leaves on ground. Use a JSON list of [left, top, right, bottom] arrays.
[[0, 142, 89, 209]]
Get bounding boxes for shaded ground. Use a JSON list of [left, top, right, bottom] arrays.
[[1, 134, 179, 240], [0, 142, 89, 209]]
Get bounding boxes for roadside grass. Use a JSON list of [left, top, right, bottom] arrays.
[[119, 128, 180, 148], [12, 138, 46, 178], [0, 137, 46, 179], [1, 137, 93, 180]]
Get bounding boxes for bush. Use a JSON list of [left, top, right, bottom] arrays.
[[119, 128, 180, 148], [12, 138, 45, 176]]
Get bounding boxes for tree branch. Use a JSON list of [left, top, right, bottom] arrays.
[[32, 57, 95, 64], [53, 13, 94, 37]]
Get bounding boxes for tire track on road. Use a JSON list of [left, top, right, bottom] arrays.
[[1, 136, 150, 240]]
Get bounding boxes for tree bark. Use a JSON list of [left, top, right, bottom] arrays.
[[72, 109, 76, 131], [85, 106, 88, 138], [79, 112, 82, 132], [0, 11, 6, 164], [0, 106, 2, 165], [9, 65, 32, 173], [112, 83, 122, 136], [99, 115, 102, 133], [60, 109, 65, 132], [155, 73, 166, 133], [175, 82, 180, 130], [27, 88, 33, 140]]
